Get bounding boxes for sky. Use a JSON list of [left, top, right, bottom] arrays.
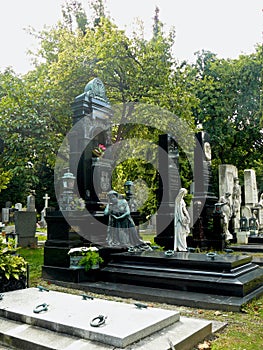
[[0, 0, 262, 74]]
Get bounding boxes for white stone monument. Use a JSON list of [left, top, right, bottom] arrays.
[[244, 169, 258, 207], [219, 164, 240, 233], [39, 193, 50, 228]]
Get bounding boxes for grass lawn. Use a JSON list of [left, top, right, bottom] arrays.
[[18, 245, 263, 350]]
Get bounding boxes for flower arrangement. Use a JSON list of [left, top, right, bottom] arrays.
[[68, 246, 103, 271], [92, 144, 106, 157]]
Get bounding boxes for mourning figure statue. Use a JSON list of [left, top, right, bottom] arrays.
[[232, 178, 241, 214], [219, 192, 233, 240], [104, 190, 151, 250], [174, 188, 191, 251]]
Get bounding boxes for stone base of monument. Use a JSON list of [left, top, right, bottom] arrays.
[[236, 231, 249, 244], [248, 234, 263, 244], [42, 265, 101, 283], [89, 251, 262, 311], [0, 288, 215, 350], [101, 251, 262, 295], [48, 251, 263, 312]]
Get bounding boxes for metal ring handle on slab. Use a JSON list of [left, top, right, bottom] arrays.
[[33, 303, 49, 313], [164, 250, 175, 257], [206, 252, 217, 260], [90, 315, 107, 327], [37, 285, 49, 292], [134, 303, 148, 309], [81, 294, 94, 300]]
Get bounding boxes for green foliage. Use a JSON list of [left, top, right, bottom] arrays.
[[0, 237, 27, 280], [0, 168, 11, 192], [1, 0, 262, 210], [78, 249, 104, 271], [191, 48, 263, 185], [0, 2, 196, 212]]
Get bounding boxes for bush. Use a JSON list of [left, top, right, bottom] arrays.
[[0, 237, 27, 280]]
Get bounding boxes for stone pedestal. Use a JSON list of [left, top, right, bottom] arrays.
[[42, 210, 109, 282], [100, 251, 263, 299], [236, 231, 249, 244]]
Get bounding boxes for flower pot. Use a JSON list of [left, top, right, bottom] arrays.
[[91, 264, 100, 270], [69, 256, 83, 269]]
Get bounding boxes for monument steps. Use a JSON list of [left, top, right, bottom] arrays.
[[55, 278, 263, 312], [98, 252, 263, 299]]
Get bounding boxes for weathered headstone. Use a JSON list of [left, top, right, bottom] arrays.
[[15, 211, 37, 247], [219, 164, 241, 233], [27, 194, 36, 212], [15, 203, 23, 211], [219, 164, 238, 200], [1, 208, 9, 223], [244, 169, 258, 207], [5, 201, 12, 208], [15, 195, 37, 247]]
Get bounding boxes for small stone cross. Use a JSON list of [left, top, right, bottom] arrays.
[[43, 193, 50, 208]]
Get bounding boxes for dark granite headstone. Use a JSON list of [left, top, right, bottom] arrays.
[[43, 79, 113, 282], [154, 134, 180, 249], [192, 132, 218, 249]]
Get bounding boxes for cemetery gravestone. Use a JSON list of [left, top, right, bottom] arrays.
[[191, 131, 217, 249], [15, 195, 37, 247], [39, 193, 50, 228], [155, 134, 180, 249], [43, 78, 113, 282], [15, 203, 22, 211], [244, 169, 258, 207]]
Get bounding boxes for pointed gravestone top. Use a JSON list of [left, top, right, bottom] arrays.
[[27, 195, 35, 212]]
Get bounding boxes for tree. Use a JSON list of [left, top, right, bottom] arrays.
[[0, 1, 198, 212], [191, 48, 263, 193]]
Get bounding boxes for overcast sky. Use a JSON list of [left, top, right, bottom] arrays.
[[0, 0, 262, 74]]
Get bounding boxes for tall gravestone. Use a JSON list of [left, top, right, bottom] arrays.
[[43, 78, 114, 282], [191, 131, 218, 249], [243, 169, 262, 236], [244, 169, 258, 207], [70, 78, 113, 210], [219, 164, 241, 235], [154, 134, 180, 248]]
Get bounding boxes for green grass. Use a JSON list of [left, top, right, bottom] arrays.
[[19, 247, 44, 286], [18, 246, 263, 350]]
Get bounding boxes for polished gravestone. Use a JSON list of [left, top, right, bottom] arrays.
[[99, 251, 263, 300]]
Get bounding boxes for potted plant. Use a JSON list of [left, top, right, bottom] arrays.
[[68, 246, 103, 271], [0, 237, 27, 292]]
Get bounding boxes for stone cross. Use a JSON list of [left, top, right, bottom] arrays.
[[43, 193, 50, 208]]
